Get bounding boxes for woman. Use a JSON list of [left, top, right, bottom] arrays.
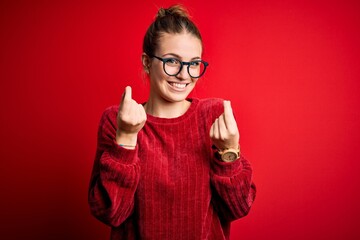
[[88, 4, 256, 240]]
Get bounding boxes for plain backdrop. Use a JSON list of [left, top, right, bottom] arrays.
[[1, 0, 360, 239]]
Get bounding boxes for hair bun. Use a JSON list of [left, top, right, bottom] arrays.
[[156, 4, 190, 18], [143, 4, 202, 57]]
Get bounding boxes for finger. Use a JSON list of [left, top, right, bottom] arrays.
[[218, 114, 227, 139], [138, 103, 147, 123], [209, 121, 214, 138], [120, 86, 133, 110], [223, 100, 236, 128], [124, 86, 132, 100], [213, 118, 219, 139]]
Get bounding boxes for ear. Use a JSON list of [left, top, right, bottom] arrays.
[[142, 53, 151, 73]]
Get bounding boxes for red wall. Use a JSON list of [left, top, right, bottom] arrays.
[[1, 0, 360, 239]]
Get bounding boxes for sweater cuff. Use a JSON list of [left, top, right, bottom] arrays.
[[211, 154, 243, 177], [108, 140, 138, 164]]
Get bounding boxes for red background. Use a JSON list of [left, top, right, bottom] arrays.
[[1, 0, 360, 239]]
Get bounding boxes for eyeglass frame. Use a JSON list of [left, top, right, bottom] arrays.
[[149, 55, 209, 78]]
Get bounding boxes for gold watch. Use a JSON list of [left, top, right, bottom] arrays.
[[218, 146, 240, 162]]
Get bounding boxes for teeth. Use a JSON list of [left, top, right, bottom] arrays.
[[170, 83, 187, 89]]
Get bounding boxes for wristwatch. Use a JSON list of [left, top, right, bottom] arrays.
[[218, 146, 240, 162]]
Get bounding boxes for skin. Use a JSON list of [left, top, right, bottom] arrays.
[[116, 31, 240, 153], [143, 32, 202, 118]]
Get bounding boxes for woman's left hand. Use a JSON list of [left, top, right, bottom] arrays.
[[210, 100, 240, 150]]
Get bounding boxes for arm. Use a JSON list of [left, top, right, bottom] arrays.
[[88, 86, 146, 227], [88, 107, 140, 227], [209, 100, 256, 221], [210, 154, 256, 221]]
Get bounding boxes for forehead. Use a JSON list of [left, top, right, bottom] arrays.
[[156, 32, 202, 58]]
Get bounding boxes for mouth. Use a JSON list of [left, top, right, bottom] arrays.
[[168, 82, 190, 90]]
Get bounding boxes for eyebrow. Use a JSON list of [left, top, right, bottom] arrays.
[[162, 53, 201, 61]]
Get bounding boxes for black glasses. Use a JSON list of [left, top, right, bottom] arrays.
[[150, 55, 209, 78]]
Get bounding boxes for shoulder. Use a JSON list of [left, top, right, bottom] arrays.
[[99, 105, 118, 127], [198, 98, 224, 110], [103, 105, 118, 115], [192, 98, 224, 118]]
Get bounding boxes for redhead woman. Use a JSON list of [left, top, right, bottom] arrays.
[[88, 5, 256, 240]]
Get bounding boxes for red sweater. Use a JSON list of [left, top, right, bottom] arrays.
[[88, 98, 256, 240]]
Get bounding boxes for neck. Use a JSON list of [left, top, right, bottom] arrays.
[[144, 98, 191, 118]]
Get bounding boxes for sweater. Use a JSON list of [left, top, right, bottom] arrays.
[[88, 98, 256, 240]]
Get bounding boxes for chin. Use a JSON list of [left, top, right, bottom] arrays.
[[163, 91, 191, 103]]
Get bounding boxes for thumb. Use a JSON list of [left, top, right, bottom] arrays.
[[124, 86, 132, 100], [223, 100, 236, 127], [120, 86, 132, 109]]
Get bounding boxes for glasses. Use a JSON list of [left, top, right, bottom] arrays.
[[150, 55, 209, 78]]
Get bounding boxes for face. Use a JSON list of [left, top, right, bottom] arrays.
[[144, 32, 203, 104]]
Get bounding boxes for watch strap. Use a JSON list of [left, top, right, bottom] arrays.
[[213, 145, 241, 162]]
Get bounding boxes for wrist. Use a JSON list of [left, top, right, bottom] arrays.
[[116, 130, 137, 148], [213, 144, 241, 162]]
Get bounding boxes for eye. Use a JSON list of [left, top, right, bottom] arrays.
[[189, 61, 201, 68], [165, 58, 180, 66]]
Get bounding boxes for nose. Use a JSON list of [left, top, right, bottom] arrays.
[[176, 65, 190, 80]]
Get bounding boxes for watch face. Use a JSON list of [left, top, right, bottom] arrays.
[[222, 152, 238, 162]]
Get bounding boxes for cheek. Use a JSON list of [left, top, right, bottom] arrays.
[[150, 65, 167, 81], [190, 79, 199, 88]]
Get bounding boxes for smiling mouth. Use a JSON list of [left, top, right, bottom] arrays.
[[168, 82, 189, 89]]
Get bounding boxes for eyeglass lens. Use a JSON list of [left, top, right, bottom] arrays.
[[163, 59, 206, 78]]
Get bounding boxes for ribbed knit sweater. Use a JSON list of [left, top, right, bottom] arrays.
[[88, 98, 256, 240]]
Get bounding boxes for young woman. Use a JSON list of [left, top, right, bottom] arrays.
[[88, 5, 256, 240]]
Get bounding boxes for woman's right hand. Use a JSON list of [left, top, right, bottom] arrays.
[[116, 86, 147, 147]]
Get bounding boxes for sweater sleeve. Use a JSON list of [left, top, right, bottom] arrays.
[[210, 154, 256, 221], [88, 106, 140, 227], [205, 98, 256, 221]]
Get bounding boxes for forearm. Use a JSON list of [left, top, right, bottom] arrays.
[[88, 147, 140, 227], [210, 155, 256, 221]]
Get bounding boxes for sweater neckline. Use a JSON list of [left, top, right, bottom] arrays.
[[144, 98, 199, 124]]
